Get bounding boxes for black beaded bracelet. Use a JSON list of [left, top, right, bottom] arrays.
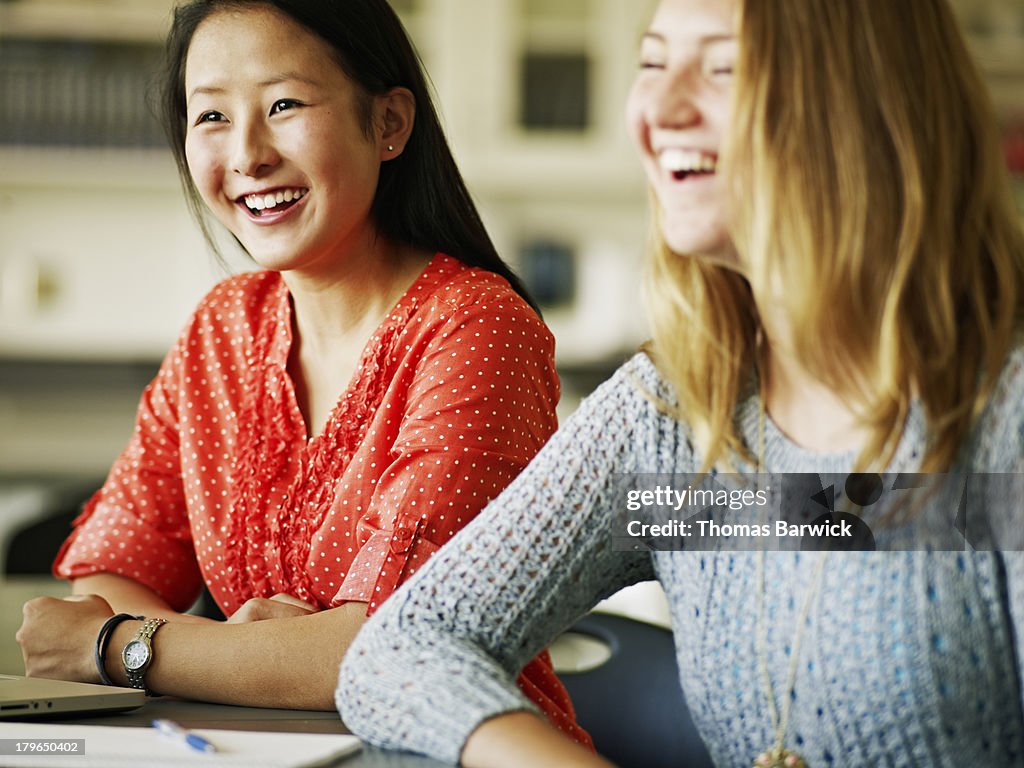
[[94, 613, 142, 686]]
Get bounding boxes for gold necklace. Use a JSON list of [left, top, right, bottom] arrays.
[[753, 549, 826, 768], [752, 369, 827, 768]]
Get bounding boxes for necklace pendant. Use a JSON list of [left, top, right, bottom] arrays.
[[753, 746, 807, 768]]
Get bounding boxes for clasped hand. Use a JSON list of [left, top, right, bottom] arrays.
[[17, 594, 113, 683], [226, 593, 317, 623]]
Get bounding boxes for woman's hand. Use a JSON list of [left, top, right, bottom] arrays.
[[227, 593, 317, 623], [16, 594, 113, 683]]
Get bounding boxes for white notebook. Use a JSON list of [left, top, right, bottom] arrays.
[[0, 723, 360, 767]]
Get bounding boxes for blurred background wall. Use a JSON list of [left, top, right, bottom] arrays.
[[2, 0, 1023, 473], [0, 0, 659, 478], [0, 0, 1022, 668]]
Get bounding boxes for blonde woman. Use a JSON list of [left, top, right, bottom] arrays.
[[339, 0, 1024, 766]]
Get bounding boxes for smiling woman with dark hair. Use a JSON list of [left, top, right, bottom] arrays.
[[14, 1, 588, 745], [158, 0, 537, 306]]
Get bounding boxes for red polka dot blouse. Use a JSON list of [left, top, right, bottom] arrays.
[[54, 253, 589, 745]]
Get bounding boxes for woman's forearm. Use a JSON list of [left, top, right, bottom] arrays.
[[462, 713, 614, 768], [71, 574, 212, 624], [103, 601, 367, 709]]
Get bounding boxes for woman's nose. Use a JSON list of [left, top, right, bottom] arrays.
[[230, 121, 279, 177], [647, 66, 701, 129]]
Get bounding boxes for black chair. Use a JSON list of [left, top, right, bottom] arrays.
[[558, 612, 715, 768], [5, 485, 226, 621], [4, 477, 101, 576]]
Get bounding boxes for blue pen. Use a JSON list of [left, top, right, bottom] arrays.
[[152, 718, 218, 754]]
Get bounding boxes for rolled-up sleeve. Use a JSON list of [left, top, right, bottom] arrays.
[[331, 298, 561, 613], [53, 339, 203, 612]]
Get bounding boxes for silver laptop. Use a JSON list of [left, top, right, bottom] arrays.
[[0, 674, 144, 718]]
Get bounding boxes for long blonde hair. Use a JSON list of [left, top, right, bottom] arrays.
[[645, 0, 1024, 473]]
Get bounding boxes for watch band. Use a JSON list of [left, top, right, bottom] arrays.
[[122, 617, 167, 695], [95, 613, 142, 686]]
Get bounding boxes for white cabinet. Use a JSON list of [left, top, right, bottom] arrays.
[[405, 0, 654, 365], [0, 148, 227, 359]]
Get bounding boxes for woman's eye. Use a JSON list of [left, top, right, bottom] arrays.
[[702, 62, 735, 81], [196, 110, 225, 124], [270, 99, 302, 115], [701, 41, 738, 82], [637, 38, 666, 71]]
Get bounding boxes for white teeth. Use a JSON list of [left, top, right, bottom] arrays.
[[658, 148, 717, 174], [243, 188, 307, 211]]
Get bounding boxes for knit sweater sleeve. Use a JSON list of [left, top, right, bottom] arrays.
[[336, 356, 658, 762]]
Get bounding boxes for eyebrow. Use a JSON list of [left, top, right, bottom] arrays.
[[640, 31, 736, 45], [187, 72, 322, 102]]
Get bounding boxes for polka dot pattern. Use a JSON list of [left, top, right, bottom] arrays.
[[53, 253, 584, 741]]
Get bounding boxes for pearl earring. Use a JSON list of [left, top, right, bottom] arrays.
[[387, 145, 394, 152]]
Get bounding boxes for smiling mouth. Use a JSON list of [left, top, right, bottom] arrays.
[[658, 149, 717, 181], [239, 188, 308, 216]]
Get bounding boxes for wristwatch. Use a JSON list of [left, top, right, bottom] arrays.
[[121, 618, 167, 694]]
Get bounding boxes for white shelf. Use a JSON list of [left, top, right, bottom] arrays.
[[0, 147, 181, 192], [0, 0, 172, 43]]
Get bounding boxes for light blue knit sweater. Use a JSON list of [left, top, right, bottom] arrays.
[[339, 349, 1024, 767]]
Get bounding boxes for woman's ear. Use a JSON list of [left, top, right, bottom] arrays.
[[377, 87, 415, 160]]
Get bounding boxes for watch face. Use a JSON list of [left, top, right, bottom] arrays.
[[123, 640, 150, 671]]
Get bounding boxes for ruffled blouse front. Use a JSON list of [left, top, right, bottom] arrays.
[[55, 253, 561, 615]]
